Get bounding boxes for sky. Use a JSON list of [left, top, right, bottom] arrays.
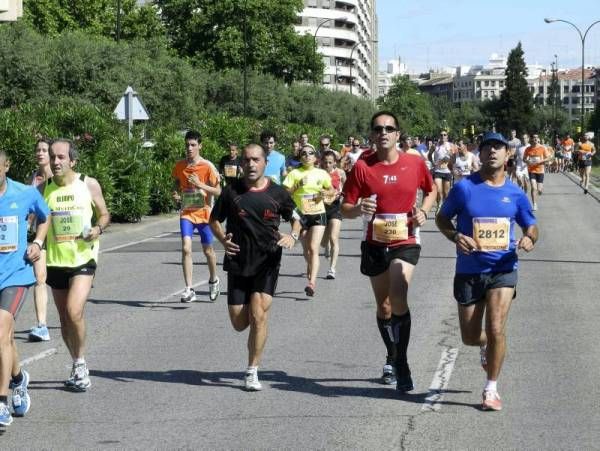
[[376, 0, 600, 73]]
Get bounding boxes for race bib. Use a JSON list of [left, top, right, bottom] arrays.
[[301, 194, 325, 214], [182, 189, 205, 210], [529, 156, 541, 164], [473, 217, 510, 251], [323, 192, 338, 205], [224, 165, 238, 178], [372, 213, 408, 243], [0, 216, 18, 252], [51, 210, 84, 243]]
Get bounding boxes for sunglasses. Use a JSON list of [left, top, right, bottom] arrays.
[[440, 133, 448, 136], [372, 125, 397, 134], [300, 151, 315, 157]]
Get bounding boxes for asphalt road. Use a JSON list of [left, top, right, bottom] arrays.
[[2, 173, 599, 450]]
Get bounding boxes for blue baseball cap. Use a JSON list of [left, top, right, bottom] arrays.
[[480, 132, 509, 148]]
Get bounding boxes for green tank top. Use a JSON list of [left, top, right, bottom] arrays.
[[44, 174, 99, 267]]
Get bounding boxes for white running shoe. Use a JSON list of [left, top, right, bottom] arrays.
[[244, 369, 262, 391], [208, 277, 220, 302], [532, 202, 538, 211], [180, 288, 197, 303], [326, 268, 336, 280]]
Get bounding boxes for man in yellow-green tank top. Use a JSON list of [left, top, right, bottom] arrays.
[[43, 139, 110, 392]]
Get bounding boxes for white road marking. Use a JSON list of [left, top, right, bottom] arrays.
[[422, 347, 459, 412], [20, 348, 57, 366], [100, 232, 174, 254]]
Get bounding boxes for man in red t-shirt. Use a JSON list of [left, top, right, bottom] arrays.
[[341, 111, 437, 392]]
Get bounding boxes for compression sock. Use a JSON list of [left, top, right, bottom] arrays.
[[391, 310, 412, 376], [376, 316, 396, 364]]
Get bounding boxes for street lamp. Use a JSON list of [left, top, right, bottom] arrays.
[[312, 16, 347, 84], [349, 39, 377, 96], [544, 18, 600, 133]]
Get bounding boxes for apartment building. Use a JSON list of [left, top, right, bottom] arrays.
[[295, 0, 378, 98], [528, 68, 596, 123]]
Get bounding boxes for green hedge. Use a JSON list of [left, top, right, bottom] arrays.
[[0, 100, 343, 222]]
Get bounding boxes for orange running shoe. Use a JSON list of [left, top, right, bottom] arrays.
[[482, 390, 502, 411]]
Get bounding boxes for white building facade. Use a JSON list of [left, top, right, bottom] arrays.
[[295, 0, 378, 98], [527, 68, 596, 124]]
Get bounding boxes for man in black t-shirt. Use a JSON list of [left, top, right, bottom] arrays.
[[209, 143, 301, 392], [218, 143, 242, 186]]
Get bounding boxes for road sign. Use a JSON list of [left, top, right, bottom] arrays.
[[0, 0, 23, 21], [113, 86, 150, 139]]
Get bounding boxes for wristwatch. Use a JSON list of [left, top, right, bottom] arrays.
[[291, 233, 299, 241]]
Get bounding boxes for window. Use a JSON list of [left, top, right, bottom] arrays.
[[485, 80, 490, 87], [563, 96, 569, 104], [476, 81, 481, 88], [572, 85, 580, 93], [564, 86, 569, 93]]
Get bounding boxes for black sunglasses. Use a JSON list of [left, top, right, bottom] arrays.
[[300, 151, 315, 157], [372, 125, 397, 134]]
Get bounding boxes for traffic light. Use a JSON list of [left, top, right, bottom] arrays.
[[0, 0, 23, 21], [576, 126, 582, 133]]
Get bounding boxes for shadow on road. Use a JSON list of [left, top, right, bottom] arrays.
[[85, 368, 472, 404]]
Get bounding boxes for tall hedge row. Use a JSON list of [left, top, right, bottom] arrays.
[[0, 22, 375, 222]]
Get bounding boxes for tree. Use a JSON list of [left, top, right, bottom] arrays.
[[22, 0, 164, 41], [155, 0, 323, 83], [497, 42, 533, 134], [547, 64, 560, 107], [379, 75, 436, 136]]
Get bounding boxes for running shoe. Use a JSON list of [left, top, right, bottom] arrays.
[[0, 402, 12, 426], [65, 363, 91, 392], [180, 287, 197, 303], [381, 364, 396, 385], [326, 268, 336, 280], [304, 283, 315, 297], [9, 370, 30, 417], [208, 277, 220, 302], [480, 344, 488, 371], [532, 202, 538, 211], [396, 373, 414, 393], [244, 370, 262, 391], [29, 325, 50, 342], [482, 390, 502, 411]]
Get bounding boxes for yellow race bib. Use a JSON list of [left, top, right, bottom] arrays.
[[182, 189, 205, 210], [372, 214, 408, 243], [224, 165, 238, 178], [473, 217, 510, 251], [51, 210, 85, 243], [301, 194, 325, 215]]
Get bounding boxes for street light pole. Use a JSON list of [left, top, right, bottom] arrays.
[[544, 18, 600, 133], [243, 0, 248, 115], [349, 39, 377, 96], [312, 17, 346, 84]]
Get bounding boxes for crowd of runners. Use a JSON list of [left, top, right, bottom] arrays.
[[0, 111, 597, 426]]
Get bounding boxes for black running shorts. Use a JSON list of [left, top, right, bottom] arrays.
[[453, 271, 517, 306], [227, 264, 280, 305], [0, 286, 30, 318], [47, 260, 97, 290], [360, 242, 421, 277]]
